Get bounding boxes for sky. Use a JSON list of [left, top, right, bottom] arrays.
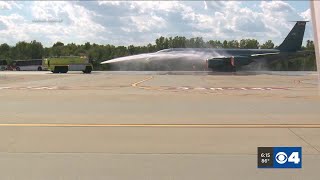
[[0, 1, 314, 47]]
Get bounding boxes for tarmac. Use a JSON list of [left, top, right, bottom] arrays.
[[0, 71, 319, 179]]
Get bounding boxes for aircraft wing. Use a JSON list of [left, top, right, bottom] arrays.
[[206, 51, 282, 71], [250, 52, 280, 57]]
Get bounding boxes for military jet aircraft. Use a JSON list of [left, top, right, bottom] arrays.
[[101, 21, 307, 71]]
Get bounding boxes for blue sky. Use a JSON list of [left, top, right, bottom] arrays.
[[0, 1, 313, 47]]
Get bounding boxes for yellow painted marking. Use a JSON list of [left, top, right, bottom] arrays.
[[0, 124, 319, 128], [131, 76, 154, 87]]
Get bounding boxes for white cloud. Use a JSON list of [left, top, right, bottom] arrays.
[[0, 14, 30, 42], [260, 1, 294, 13], [258, 1, 313, 42], [0, 1, 22, 10], [300, 9, 311, 21], [0, 1, 11, 10], [0, 1, 314, 46], [122, 15, 167, 32], [98, 1, 121, 6], [0, 1, 106, 46]]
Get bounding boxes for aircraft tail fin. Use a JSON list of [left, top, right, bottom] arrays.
[[277, 21, 308, 52]]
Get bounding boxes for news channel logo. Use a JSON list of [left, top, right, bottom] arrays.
[[258, 147, 302, 168]]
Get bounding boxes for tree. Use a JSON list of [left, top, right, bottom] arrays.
[[14, 41, 30, 60], [261, 40, 274, 49], [155, 36, 166, 50], [147, 43, 156, 52], [176, 36, 186, 48], [306, 40, 314, 50], [240, 39, 259, 49], [128, 45, 135, 55], [64, 43, 78, 56], [194, 37, 205, 48], [43, 47, 50, 58], [171, 36, 186, 48], [0, 43, 10, 60], [52, 42, 64, 47], [227, 40, 239, 48], [84, 42, 91, 50], [29, 40, 43, 59], [207, 40, 223, 48], [1, 37, 316, 71], [223, 40, 228, 48], [52, 41, 64, 56]]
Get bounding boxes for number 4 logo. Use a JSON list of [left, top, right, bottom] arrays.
[[274, 147, 302, 168], [288, 152, 300, 164]]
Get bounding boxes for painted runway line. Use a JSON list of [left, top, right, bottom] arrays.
[[131, 76, 154, 87], [0, 76, 290, 91], [130, 76, 290, 91], [0, 86, 290, 91], [153, 86, 290, 91], [0, 123, 319, 128], [0, 86, 58, 90]]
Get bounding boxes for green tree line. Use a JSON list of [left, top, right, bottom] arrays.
[[0, 37, 316, 70]]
